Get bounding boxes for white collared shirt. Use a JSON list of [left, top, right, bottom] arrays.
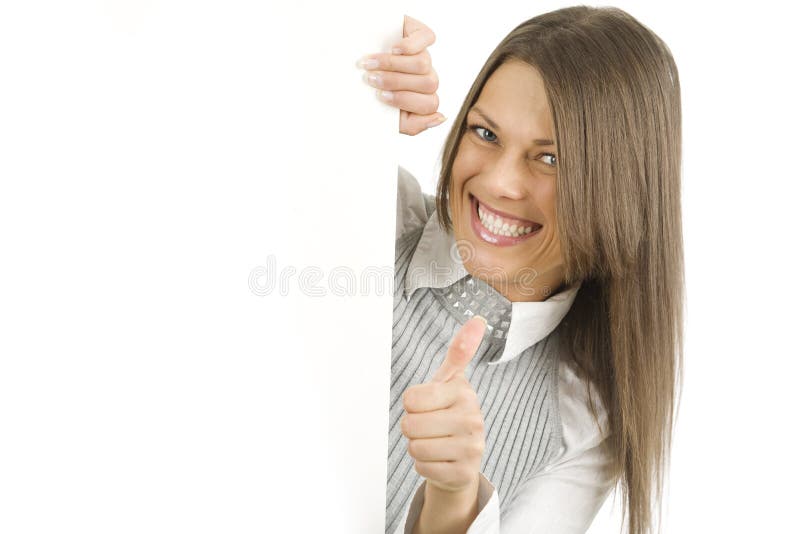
[[394, 165, 616, 533]]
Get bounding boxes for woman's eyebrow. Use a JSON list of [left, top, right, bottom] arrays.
[[470, 106, 555, 146]]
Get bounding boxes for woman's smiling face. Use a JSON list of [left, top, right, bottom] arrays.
[[450, 59, 566, 302]]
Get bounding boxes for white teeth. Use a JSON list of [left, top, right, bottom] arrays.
[[476, 200, 537, 237]]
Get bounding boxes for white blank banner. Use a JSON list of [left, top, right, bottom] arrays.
[[0, 2, 400, 532]]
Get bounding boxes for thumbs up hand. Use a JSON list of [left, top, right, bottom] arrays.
[[400, 316, 488, 493]]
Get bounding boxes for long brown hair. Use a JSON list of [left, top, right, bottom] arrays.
[[434, 6, 684, 534]]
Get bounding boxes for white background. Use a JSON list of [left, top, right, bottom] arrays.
[[396, 1, 800, 532], [0, 2, 399, 532], [2, 1, 799, 533]]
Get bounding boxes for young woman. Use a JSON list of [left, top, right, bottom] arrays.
[[358, 7, 684, 534]]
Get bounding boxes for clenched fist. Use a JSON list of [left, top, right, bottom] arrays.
[[400, 315, 488, 493]]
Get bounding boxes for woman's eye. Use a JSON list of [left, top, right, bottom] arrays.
[[468, 122, 557, 168], [539, 153, 557, 167], [469, 124, 497, 143]]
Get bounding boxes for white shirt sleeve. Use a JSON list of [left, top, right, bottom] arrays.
[[396, 165, 434, 241], [395, 354, 616, 534]]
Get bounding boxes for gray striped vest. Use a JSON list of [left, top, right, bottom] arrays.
[[385, 224, 564, 534]]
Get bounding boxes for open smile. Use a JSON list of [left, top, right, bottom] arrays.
[[469, 193, 542, 246]]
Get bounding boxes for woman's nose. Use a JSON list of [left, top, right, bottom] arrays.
[[484, 158, 528, 201]]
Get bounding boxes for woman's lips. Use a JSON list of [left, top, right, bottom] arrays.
[[472, 194, 540, 227], [469, 194, 542, 246]]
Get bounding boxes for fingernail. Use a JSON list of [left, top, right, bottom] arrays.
[[426, 116, 447, 129], [363, 72, 383, 88], [473, 315, 488, 327], [357, 57, 380, 70], [378, 90, 394, 102]]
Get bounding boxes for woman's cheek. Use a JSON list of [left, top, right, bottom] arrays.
[[456, 144, 485, 176]]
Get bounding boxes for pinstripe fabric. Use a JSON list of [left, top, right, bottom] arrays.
[[385, 225, 564, 534]]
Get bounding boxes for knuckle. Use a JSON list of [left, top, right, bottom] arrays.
[[374, 71, 389, 89], [400, 414, 409, 434], [392, 91, 407, 109], [428, 72, 439, 93], [385, 72, 400, 90], [400, 121, 419, 136], [418, 54, 431, 72], [415, 460, 434, 479], [407, 415, 417, 434], [458, 386, 476, 404], [402, 390, 412, 409], [418, 96, 437, 117], [428, 93, 440, 114], [413, 460, 425, 477], [421, 74, 437, 94], [407, 439, 417, 457], [469, 415, 484, 434]]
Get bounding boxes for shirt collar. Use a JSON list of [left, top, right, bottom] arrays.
[[403, 212, 581, 366]]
